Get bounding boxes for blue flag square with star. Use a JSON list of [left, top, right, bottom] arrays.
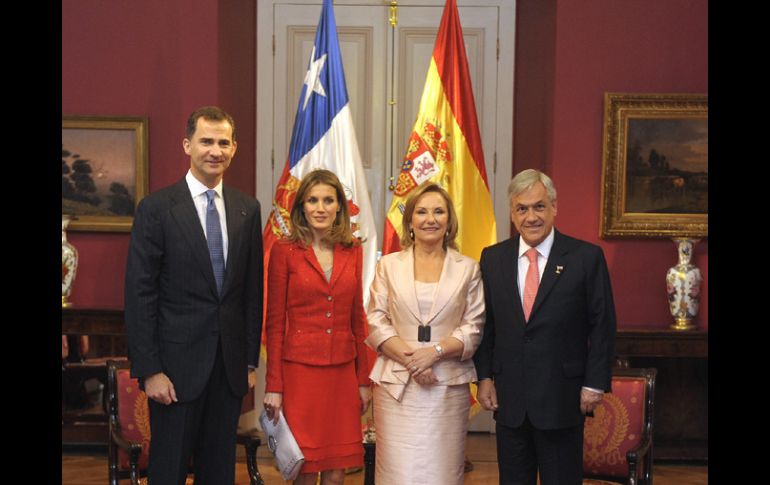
[[288, 0, 350, 169]]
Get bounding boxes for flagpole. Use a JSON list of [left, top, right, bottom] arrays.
[[387, 1, 398, 193]]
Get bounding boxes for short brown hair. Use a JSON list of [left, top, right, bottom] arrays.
[[186, 106, 236, 140], [399, 183, 458, 250], [289, 169, 354, 247]]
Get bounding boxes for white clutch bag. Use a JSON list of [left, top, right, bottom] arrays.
[[259, 409, 305, 481]]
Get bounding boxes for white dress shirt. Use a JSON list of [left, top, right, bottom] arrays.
[[186, 170, 228, 263]]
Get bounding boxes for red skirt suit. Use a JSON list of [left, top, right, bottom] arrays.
[[265, 241, 369, 472]]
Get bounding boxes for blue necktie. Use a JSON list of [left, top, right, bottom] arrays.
[[205, 190, 225, 295]]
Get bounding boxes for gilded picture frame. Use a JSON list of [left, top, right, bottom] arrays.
[[62, 116, 149, 232], [599, 93, 707, 238]]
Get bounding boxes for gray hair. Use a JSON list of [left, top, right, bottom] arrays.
[[508, 169, 557, 205]]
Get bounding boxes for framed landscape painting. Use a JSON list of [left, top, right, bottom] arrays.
[[599, 93, 707, 238], [62, 116, 148, 232]]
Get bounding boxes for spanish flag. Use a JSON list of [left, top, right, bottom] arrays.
[[382, 0, 496, 262], [383, 0, 496, 419]]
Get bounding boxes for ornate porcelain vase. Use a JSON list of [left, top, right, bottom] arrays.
[[665, 238, 702, 330], [62, 215, 78, 307]]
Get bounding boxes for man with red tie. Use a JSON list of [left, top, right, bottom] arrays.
[[474, 169, 616, 485]]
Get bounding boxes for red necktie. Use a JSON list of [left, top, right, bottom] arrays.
[[523, 248, 540, 322]]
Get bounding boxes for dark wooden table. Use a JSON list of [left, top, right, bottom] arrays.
[[616, 327, 708, 463], [62, 307, 126, 448], [62, 307, 125, 335], [616, 327, 708, 358]]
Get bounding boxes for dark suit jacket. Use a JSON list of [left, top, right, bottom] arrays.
[[473, 230, 616, 430], [264, 241, 369, 393], [125, 178, 263, 402]]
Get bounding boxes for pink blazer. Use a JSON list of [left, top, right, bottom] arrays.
[[365, 247, 485, 400], [265, 241, 369, 393]]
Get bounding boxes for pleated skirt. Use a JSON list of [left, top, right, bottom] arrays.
[[373, 381, 470, 485], [282, 360, 364, 473]]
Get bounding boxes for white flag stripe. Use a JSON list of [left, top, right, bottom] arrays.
[[289, 104, 378, 305]]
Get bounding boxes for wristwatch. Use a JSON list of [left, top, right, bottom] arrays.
[[433, 343, 444, 359]]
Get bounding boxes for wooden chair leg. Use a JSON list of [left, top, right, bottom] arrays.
[[129, 462, 140, 485], [241, 436, 265, 485], [363, 442, 375, 485], [128, 445, 142, 485], [108, 437, 119, 485]]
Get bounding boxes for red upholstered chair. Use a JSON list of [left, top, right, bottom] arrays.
[[583, 367, 657, 485], [106, 360, 265, 485]]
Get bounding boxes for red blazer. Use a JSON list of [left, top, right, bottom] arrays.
[[265, 240, 369, 393]]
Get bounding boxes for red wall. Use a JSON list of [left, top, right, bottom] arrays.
[[62, 0, 256, 309], [547, 0, 708, 329], [63, 0, 707, 329]]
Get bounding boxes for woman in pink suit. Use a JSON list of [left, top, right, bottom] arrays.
[[263, 169, 371, 485], [366, 183, 486, 485]]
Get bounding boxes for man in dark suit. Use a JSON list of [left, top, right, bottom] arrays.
[[125, 106, 263, 485], [474, 169, 616, 485]]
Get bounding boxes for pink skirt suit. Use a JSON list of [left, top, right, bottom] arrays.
[[365, 247, 485, 485]]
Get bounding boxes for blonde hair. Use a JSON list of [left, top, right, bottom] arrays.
[[289, 169, 354, 247], [399, 183, 458, 250]]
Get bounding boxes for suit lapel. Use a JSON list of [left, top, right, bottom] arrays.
[[168, 180, 219, 298], [500, 238, 526, 322], [303, 245, 328, 283], [529, 230, 568, 321], [424, 249, 466, 324], [395, 248, 422, 322], [220, 186, 248, 297], [329, 245, 352, 289], [302, 244, 354, 288]]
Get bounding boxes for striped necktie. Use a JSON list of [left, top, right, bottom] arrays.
[[205, 189, 225, 295]]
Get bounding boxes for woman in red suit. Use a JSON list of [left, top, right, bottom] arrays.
[[263, 169, 371, 485]]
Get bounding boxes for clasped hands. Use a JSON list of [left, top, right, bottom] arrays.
[[403, 347, 439, 385]]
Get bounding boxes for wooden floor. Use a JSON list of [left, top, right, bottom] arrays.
[[63, 433, 707, 484]]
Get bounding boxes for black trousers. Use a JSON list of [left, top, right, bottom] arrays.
[[496, 415, 583, 485], [147, 341, 242, 485]]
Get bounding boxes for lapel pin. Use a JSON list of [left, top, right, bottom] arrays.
[[555, 265, 564, 274], [241, 210, 247, 216]]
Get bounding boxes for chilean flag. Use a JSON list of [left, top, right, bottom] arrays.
[[262, 0, 378, 333]]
